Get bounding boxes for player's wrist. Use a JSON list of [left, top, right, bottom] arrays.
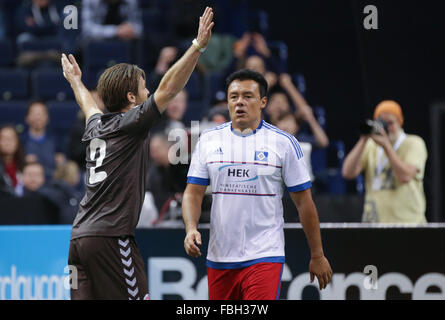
[[192, 38, 206, 53], [311, 252, 325, 259], [69, 78, 83, 89]]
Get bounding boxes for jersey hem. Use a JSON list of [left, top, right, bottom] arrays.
[[70, 231, 135, 240], [206, 256, 285, 269]]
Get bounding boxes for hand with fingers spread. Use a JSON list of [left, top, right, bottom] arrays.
[[184, 229, 202, 258], [61, 53, 82, 85], [195, 7, 215, 50], [309, 255, 333, 290]]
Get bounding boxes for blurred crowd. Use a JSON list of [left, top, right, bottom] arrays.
[[0, 0, 332, 226]]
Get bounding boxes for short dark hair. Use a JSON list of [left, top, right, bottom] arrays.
[[225, 69, 268, 98], [23, 160, 44, 172], [97, 63, 146, 113], [26, 99, 47, 116]]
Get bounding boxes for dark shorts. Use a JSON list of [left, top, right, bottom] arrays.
[[68, 236, 149, 300]]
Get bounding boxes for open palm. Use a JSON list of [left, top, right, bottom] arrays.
[[61, 53, 82, 84]]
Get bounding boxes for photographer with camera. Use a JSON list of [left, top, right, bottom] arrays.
[[342, 101, 428, 223]]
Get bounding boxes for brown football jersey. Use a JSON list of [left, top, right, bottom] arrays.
[[71, 95, 161, 239]]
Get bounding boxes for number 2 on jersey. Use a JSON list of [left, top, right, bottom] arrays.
[[89, 138, 107, 184]]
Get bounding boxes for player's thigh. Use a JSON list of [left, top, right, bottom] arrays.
[[207, 267, 242, 300], [241, 263, 284, 300], [128, 237, 149, 299], [68, 239, 94, 300], [76, 236, 148, 300]]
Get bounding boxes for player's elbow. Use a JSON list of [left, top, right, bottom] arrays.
[[341, 165, 358, 180], [154, 86, 176, 110], [398, 166, 418, 184], [317, 137, 329, 149]]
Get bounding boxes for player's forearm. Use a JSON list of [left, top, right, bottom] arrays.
[[155, 46, 201, 111], [286, 83, 308, 111], [307, 117, 329, 148], [182, 192, 203, 233], [298, 199, 325, 258], [342, 136, 368, 179], [69, 79, 102, 122], [290, 190, 324, 258], [383, 144, 418, 183]]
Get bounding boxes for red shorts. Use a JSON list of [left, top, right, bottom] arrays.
[[207, 262, 284, 300]]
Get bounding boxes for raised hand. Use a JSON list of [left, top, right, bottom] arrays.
[[279, 73, 294, 89], [252, 32, 271, 57], [196, 7, 215, 49], [61, 53, 82, 84]]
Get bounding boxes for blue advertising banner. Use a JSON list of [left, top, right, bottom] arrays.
[[1, 224, 445, 300], [0, 225, 71, 300]]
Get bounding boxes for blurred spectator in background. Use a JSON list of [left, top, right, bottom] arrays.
[[207, 104, 230, 125], [20, 161, 45, 194], [232, 32, 280, 88], [275, 112, 314, 181], [67, 89, 105, 171], [196, 7, 237, 73], [21, 100, 63, 180], [15, 0, 62, 68], [198, 91, 230, 131], [147, 46, 179, 90], [40, 161, 83, 224], [0, 125, 25, 195], [152, 89, 189, 134], [81, 0, 142, 42], [245, 54, 277, 90], [265, 91, 291, 125], [198, 31, 236, 73], [266, 74, 329, 149], [342, 100, 428, 223], [145, 133, 188, 224], [17, 161, 58, 223]]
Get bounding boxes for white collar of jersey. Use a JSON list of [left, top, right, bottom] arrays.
[[230, 120, 263, 137]]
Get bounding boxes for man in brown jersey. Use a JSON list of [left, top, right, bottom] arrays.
[[61, 7, 214, 300]]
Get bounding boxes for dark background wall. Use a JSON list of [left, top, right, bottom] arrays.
[[249, 0, 445, 221]]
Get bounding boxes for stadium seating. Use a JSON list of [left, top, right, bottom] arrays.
[[0, 69, 29, 100], [268, 41, 288, 73], [206, 71, 225, 102], [141, 8, 164, 35], [83, 40, 132, 87], [0, 40, 14, 67], [47, 100, 79, 127], [17, 38, 61, 53], [311, 106, 328, 174], [185, 71, 204, 101], [292, 73, 307, 97], [0, 100, 27, 127], [47, 100, 80, 153], [183, 100, 206, 124], [31, 68, 74, 101]]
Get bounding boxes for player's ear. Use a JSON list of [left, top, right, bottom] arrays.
[[127, 91, 136, 104], [260, 96, 268, 110]]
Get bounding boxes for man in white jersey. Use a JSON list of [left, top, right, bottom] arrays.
[[182, 69, 332, 300]]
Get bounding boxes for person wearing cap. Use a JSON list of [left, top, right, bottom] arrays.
[[342, 100, 428, 223]]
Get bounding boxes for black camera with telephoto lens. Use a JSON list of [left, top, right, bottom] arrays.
[[359, 118, 389, 135]]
